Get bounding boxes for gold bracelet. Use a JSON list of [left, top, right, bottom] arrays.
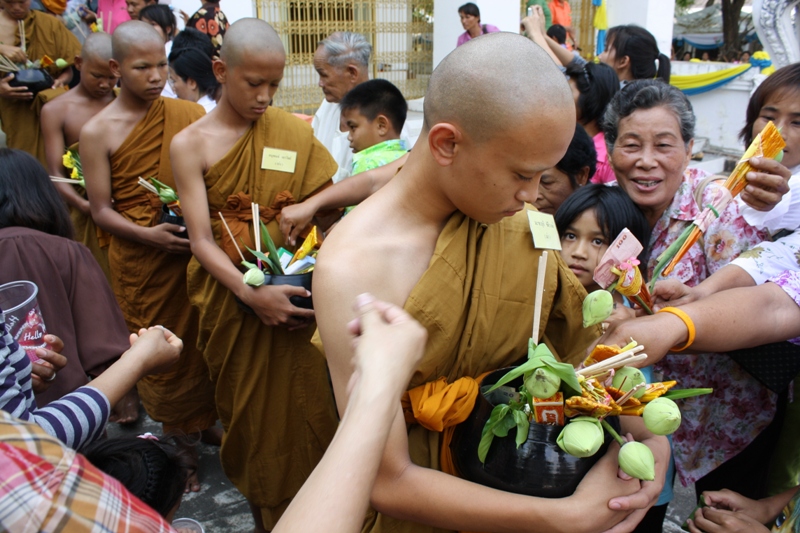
[[657, 307, 696, 352]]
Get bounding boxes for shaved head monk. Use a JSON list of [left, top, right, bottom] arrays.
[[0, 0, 81, 164], [80, 21, 218, 492], [41, 33, 117, 279], [171, 18, 338, 531], [313, 33, 670, 533]]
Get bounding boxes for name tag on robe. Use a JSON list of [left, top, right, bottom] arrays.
[[527, 210, 562, 250], [261, 148, 297, 173]]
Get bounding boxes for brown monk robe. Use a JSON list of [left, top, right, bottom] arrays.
[[100, 97, 216, 434], [173, 19, 339, 526], [184, 105, 339, 528], [0, 8, 80, 164]]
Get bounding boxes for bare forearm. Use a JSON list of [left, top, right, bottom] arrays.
[[55, 182, 89, 211], [313, 174, 377, 211], [190, 237, 253, 300], [91, 204, 152, 244], [85, 351, 147, 408], [693, 265, 756, 300], [760, 486, 800, 523], [544, 35, 575, 67]]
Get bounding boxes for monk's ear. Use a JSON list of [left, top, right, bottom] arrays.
[[427, 123, 461, 167], [212, 58, 227, 84], [74, 55, 83, 72], [109, 58, 122, 78]]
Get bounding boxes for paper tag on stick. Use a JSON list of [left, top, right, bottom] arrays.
[[593, 228, 643, 288], [261, 147, 297, 173], [527, 210, 562, 250]]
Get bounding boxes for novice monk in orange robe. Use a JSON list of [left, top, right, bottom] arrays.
[[80, 21, 217, 491], [0, 0, 80, 164], [313, 34, 670, 533], [41, 33, 117, 282], [171, 19, 338, 530]]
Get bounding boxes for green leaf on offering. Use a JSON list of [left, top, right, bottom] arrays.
[[512, 409, 530, 449], [649, 224, 694, 291], [244, 245, 272, 266], [259, 220, 284, 275], [478, 404, 512, 463], [540, 358, 581, 395], [484, 357, 545, 393], [662, 388, 714, 400], [493, 411, 517, 438], [241, 260, 258, 270], [148, 177, 179, 204]]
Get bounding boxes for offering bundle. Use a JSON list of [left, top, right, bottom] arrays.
[[50, 148, 85, 188], [0, 38, 68, 96]]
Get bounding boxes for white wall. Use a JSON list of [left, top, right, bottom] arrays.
[[433, 0, 521, 69], [606, 0, 675, 56], [168, 0, 255, 25]]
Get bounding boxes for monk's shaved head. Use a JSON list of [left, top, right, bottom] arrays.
[[81, 32, 113, 63], [111, 20, 165, 62], [220, 18, 285, 67], [424, 33, 574, 140]]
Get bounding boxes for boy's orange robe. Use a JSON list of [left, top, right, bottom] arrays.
[[186, 106, 338, 529], [315, 211, 600, 533], [105, 97, 216, 434], [0, 11, 80, 165]]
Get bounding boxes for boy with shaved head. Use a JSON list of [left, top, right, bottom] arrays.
[[41, 33, 117, 281], [171, 18, 338, 530], [313, 33, 670, 533], [80, 21, 217, 491]]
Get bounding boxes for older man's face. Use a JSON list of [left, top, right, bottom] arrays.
[[313, 46, 357, 103]]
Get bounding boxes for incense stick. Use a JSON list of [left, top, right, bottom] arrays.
[[252, 203, 262, 270], [219, 212, 246, 264], [137, 177, 158, 195], [19, 21, 25, 54], [577, 346, 647, 377], [531, 251, 548, 342], [50, 175, 80, 183]]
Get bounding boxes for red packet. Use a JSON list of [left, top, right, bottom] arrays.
[[593, 229, 644, 289], [533, 392, 564, 426]]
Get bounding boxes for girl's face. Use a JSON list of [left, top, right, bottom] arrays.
[[560, 209, 609, 291], [753, 88, 800, 169], [142, 16, 169, 43], [168, 67, 199, 102]]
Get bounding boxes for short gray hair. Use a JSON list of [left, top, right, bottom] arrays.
[[603, 80, 695, 153], [318, 32, 372, 68]]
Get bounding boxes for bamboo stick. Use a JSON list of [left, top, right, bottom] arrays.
[[137, 176, 158, 195], [19, 21, 25, 54], [219, 212, 246, 264], [532, 251, 548, 342]]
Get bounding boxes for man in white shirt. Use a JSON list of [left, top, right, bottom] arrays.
[[312, 32, 372, 183]]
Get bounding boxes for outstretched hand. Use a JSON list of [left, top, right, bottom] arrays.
[[126, 326, 182, 375], [686, 507, 771, 533], [741, 156, 791, 211], [30, 334, 67, 394]]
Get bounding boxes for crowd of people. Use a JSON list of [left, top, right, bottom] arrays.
[[0, 0, 799, 532]]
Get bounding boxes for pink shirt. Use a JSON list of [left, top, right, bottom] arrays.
[[457, 24, 500, 47], [591, 131, 616, 184], [97, 0, 130, 34]]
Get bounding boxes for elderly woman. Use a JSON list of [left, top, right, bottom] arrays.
[[602, 80, 786, 504]]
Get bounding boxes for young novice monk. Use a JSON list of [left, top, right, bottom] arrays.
[[80, 21, 217, 492], [41, 33, 117, 281], [170, 19, 338, 530], [313, 33, 670, 533]]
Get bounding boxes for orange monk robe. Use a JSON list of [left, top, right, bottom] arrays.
[[315, 211, 601, 533], [186, 106, 339, 529], [64, 142, 111, 281], [106, 97, 216, 434], [0, 11, 80, 165]]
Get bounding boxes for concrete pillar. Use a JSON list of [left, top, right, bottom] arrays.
[[433, 0, 521, 69], [605, 0, 676, 56]]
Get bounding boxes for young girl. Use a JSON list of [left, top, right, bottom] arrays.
[[83, 434, 193, 519], [555, 184, 673, 533], [168, 44, 218, 112]]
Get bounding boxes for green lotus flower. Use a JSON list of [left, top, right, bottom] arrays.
[[582, 289, 614, 328], [524, 367, 561, 399], [612, 367, 647, 399], [618, 441, 655, 481], [242, 268, 265, 287], [643, 397, 681, 436], [557, 417, 604, 458]]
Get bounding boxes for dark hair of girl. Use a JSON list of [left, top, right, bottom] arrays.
[[83, 435, 192, 518], [458, 2, 480, 19], [169, 47, 219, 97], [566, 62, 619, 132], [556, 123, 597, 188], [555, 184, 651, 264], [171, 28, 215, 59], [605, 25, 670, 82], [0, 148, 74, 239], [739, 63, 800, 148], [139, 4, 176, 39]]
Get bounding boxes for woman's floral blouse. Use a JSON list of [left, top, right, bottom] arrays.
[[187, 4, 229, 53], [647, 167, 775, 485]]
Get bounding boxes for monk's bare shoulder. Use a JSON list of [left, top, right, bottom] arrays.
[[172, 111, 239, 172]]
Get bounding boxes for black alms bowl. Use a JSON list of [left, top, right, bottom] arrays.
[[159, 205, 188, 239], [234, 271, 314, 315], [9, 68, 53, 96], [450, 367, 619, 498]]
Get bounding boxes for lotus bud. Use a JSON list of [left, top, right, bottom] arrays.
[[524, 367, 561, 399], [242, 268, 265, 287], [643, 397, 681, 436], [582, 290, 614, 328], [618, 441, 655, 481], [612, 367, 647, 399], [557, 417, 604, 458], [55, 58, 69, 69]]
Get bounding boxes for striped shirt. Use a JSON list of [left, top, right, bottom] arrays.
[[0, 411, 175, 532], [1, 308, 109, 450]]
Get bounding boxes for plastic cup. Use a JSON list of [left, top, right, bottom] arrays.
[[0, 281, 48, 364], [172, 518, 205, 533]]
